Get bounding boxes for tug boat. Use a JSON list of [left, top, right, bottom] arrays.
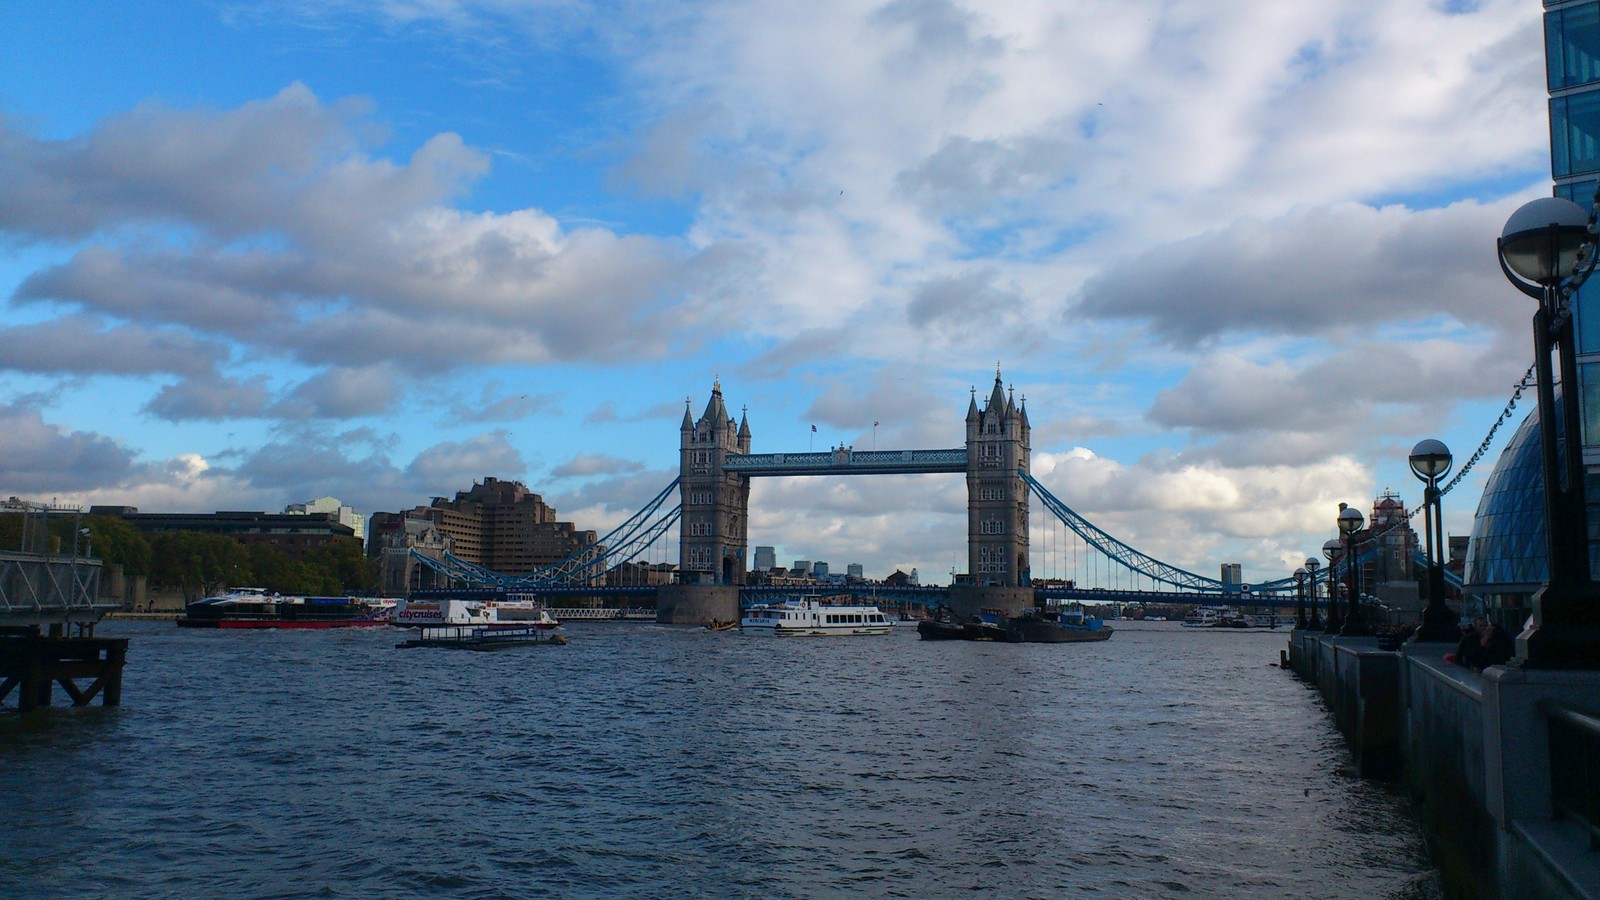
[[741, 597, 894, 636], [916, 607, 968, 641], [1004, 605, 1114, 643], [963, 608, 1009, 641], [178, 588, 392, 629]]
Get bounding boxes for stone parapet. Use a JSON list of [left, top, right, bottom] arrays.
[[946, 586, 1034, 621], [655, 584, 739, 626]]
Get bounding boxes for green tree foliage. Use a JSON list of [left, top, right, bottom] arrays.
[[0, 512, 151, 576], [246, 543, 335, 596], [308, 538, 379, 594], [149, 531, 252, 603], [82, 515, 152, 577]]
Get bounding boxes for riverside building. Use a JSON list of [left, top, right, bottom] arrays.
[[369, 477, 601, 595]]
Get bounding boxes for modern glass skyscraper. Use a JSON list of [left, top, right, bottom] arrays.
[[1547, 0, 1600, 455], [1464, 2, 1600, 617]]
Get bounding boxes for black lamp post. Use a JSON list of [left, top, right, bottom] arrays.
[[1409, 439, 1457, 641], [1294, 566, 1309, 628], [1339, 504, 1370, 636], [1306, 557, 1322, 629], [1498, 197, 1600, 668], [1322, 539, 1343, 632]]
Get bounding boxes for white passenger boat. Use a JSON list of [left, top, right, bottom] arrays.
[[392, 596, 559, 629], [740, 598, 895, 636], [1182, 605, 1251, 628]]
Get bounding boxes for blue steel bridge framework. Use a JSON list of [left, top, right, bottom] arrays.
[[407, 465, 1459, 609]]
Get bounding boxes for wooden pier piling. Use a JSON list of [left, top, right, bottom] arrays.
[[0, 628, 128, 712]]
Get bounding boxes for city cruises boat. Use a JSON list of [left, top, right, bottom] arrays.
[[740, 598, 894, 636], [391, 596, 559, 629], [1005, 606, 1114, 643], [178, 588, 392, 629]]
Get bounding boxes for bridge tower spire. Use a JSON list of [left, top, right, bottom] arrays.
[[679, 379, 750, 585], [966, 368, 1030, 589]]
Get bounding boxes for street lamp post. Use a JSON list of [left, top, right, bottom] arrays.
[[1306, 557, 1322, 629], [1409, 439, 1457, 642], [1322, 539, 1343, 632], [1498, 197, 1600, 668], [1338, 504, 1370, 636], [1294, 566, 1309, 628]]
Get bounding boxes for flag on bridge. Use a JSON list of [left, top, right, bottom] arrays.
[[811, 424, 817, 432]]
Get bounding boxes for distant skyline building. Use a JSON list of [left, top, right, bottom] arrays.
[[792, 560, 811, 576], [753, 545, 776, 571], [286, 495, 365, 542], [847, 563, 863, 580], [88, 507, 358, 562], [813, 561, 829, 578], [1220, 563, 1242, 585]]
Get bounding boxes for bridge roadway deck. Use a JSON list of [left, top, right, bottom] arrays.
[[722, 448, 967, 476], [417, 584, 1302, 608]]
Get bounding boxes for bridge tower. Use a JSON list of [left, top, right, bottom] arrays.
[[954, 369, 1032, 616], [677, 379, 751, 586]]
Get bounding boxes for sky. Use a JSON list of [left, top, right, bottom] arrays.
[[0, 0, 1558, 586]]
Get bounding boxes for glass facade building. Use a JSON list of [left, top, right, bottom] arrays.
[[1548, 0, 1600, 450], [1464, 3, 1600, 622]]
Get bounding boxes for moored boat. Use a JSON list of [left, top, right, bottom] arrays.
[[396, 624, 567, 650], [915, 605, 966, 640], [178, 588, 392, 629], [1004, 606, 1114, 643], [963, 608, 1008, 641], [741, 597, 894, 636]]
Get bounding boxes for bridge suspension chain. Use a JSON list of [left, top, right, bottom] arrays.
[[1440, 362, 1535, 498], [1021, 471, 1283, 593]]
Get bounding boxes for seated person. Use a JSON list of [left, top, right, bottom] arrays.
[[1450, 618, 1485, 668], [1477, 621, 1514, 670]]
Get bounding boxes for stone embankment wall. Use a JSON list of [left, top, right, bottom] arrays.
[[1288, 630, 1600, 899]]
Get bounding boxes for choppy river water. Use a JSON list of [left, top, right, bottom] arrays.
[[1, 619, 1442, 898]]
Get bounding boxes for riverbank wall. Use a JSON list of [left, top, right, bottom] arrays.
[[1287, 629, 1600, 898]]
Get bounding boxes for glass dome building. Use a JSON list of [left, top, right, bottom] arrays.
[[1464, 389, 1600, 623]]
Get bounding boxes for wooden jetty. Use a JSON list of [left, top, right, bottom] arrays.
[[0, 627, 127, 711], [1, 502, 128, 711]]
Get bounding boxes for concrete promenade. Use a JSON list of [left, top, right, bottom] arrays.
[[1289, 629, 1600, 898]]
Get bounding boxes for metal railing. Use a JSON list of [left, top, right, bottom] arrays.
[[1541, 699, 1600, 849]]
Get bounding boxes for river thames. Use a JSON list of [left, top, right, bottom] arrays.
[[1, 619, 1442, 898]]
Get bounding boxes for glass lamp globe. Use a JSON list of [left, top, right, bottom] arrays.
[[1499, 196, 1591, 286], [1409, 439, 1453, 481]]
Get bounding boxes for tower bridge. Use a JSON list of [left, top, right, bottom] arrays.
[[660, 370, 1034, 624], [408, 369, 1384, 622]]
